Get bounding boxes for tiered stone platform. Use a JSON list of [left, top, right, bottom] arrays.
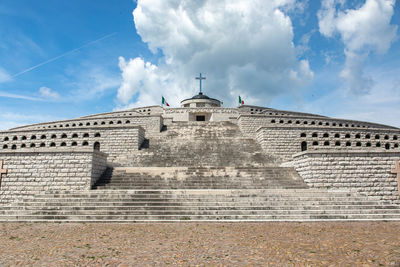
[[0, 121, 400, 222]]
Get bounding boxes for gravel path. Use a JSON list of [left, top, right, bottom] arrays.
[[0, 222, 399, 266]]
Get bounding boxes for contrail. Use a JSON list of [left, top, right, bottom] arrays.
[[12, 32, 117, 78]]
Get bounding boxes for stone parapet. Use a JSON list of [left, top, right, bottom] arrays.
[[7, 115, 162, 133], [291, 150, 400, 201], [238, 114, 399, 137], [0, 149, 108, 204]]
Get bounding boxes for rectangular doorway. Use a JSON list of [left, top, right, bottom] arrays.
[[196, 115, 205, 121]]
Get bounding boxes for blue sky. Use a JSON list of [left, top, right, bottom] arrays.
[[0, 0, 399, 129]]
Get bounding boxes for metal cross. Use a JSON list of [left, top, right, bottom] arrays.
[[195, 73, 206, 93], [392, 160, 400, 197], [0, 160, 7, 190]]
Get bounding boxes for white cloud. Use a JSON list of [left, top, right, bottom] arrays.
[[318, 0, 397, 94], [39, 86, 60, 99], [0, 67, 11, 83], [117, 0, 313, 108]]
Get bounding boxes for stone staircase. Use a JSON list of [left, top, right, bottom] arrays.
[[92, 167, 308, 190], [1, 120, 400, 222], [1, 189, 400, 222], [115, 121, 278, 167]]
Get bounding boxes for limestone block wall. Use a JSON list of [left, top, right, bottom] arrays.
[[164, 108, 238, 122], [0, 149, 108, 204], [9, 115, 162, 133], [0, 126, 145, 164], [256, 127, 400, 161], [291, 151, 400, 201], [238, 114, 398, 137]]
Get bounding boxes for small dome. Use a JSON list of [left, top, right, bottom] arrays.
[[190, 92, 210, 99], [180, 92, 222, 108]]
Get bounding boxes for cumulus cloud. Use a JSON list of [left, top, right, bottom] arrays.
[[116, 0, 313, 108], [0, 67, 11, 83], [318, 0, 397, 94], [39, 86, 60, 99]]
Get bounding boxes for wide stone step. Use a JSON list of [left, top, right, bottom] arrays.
[[1, 214, 400, 222], [2, 204, 399, 211], [2, 209, 400, 216]]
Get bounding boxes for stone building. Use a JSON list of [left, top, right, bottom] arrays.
[[0, 91, 400, 222]]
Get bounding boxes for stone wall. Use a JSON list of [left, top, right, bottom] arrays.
[[291, 151, 400, 201], [9, 115, 162, 133], [0, 149, 108, 204], [164, 108, 238, 122], [0, 126, 144, 164], [238, 114, 398, 137], [256, 126, 400, 161]]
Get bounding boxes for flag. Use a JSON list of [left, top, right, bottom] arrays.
[[162, 96, 170, 107], [239, 96, 244, 105]]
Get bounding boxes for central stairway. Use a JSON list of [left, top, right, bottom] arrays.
[[1, 121, 400, 222]]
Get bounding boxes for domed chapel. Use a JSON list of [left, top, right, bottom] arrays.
[[0, 74, 400, 222]]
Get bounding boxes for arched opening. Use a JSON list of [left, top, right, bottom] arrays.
[[71, 142, 77, 146], [50, 142, 56, 147], [11, 144, 16, 150], [72, 133, 78, 138], [125, 120, 130, 124], [94, 133, 101, 137], [30, 143, 36, 148], [376, 142, 381, 147], [40, 143, 45, 147], [93, 142, 100, 151], [324, 141, 330, 146], [356, 142, 362, 147], [60, 142, 66, 147], [82, 141, 89, 146], [12, 136, 18, 141], [31, 135, 36, 140], [83, 133, 89, 138], [366, 142, 371, 147], [323, 133, 329, 138], [335, 141, 341, 146], [355, 134, 360, 138], [270, 119, 275, 123], [61, 133, 67, 138], [300, 133, 306, 137], [312, 141, 318, 146], [385, 143, 390, 150], [86, 122, 90, 126], [2, 144, 7, 149], [312, 132, 318, 138], [301, 141, 307, 151], [334, 133, 340, 138], [21, 144, 26, 148], [346, 141, 351, 147]]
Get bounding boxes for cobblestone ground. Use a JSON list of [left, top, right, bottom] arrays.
[[0, 222, 400, 266]]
